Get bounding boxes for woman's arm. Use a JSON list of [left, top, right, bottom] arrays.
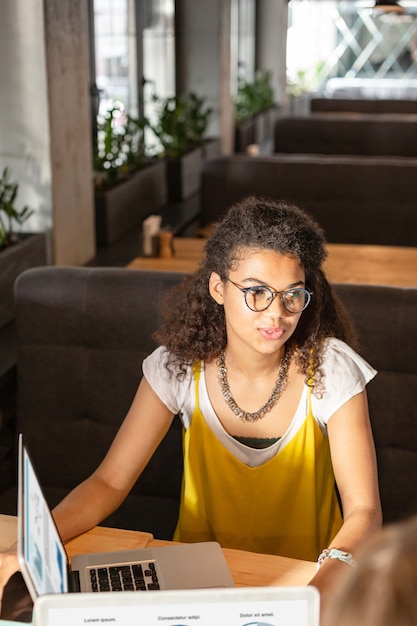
[[0, 375, 175, 600], [308, 390, 382, 606], [52, 376, 176, 542]]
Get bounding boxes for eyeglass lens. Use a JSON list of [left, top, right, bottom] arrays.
[[245, 286, 310, 313]]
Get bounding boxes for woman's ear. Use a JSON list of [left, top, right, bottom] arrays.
[[209, 272, 225, 305]]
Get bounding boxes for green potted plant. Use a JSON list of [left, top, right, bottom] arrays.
[[0, 166, 47, 336], [93, 103, 168, 247], [234, 70, 278, 153], [149, 92, 213, 202], [0, 167, 34, 251]]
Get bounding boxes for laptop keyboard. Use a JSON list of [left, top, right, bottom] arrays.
[[88, 561, 161, 592]]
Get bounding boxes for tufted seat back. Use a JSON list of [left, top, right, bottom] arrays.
[[200, 155, 417, 248], [0, 267, 186, 539], [273, 113, 417, 157]]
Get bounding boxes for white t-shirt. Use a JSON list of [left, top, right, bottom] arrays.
[[143, 337, 377, 468]]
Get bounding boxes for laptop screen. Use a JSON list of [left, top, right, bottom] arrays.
[[18, 439, 69, 598]]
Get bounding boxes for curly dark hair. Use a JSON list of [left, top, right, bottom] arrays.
[[154, 196, 357, 384]]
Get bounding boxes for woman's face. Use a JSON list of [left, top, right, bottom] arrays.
[[209, 248, 306, 357]]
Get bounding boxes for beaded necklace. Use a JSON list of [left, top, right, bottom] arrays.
[[216, 347, 291, 423]]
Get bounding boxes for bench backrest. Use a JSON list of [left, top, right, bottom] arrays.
[[12, 267, 186, 538], [310, 98, 417, 115], [273, 114, 417, 157], [200, 155, 417, 247]]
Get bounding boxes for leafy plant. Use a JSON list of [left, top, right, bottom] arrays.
[[0, 167, 34, 251], [234, 70, 275, 124], [149, 92, 212, 159], [94, 102, 152, 190]]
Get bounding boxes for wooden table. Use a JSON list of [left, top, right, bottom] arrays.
[[0, 514, 316, 588], [127, 238, 417, 287]]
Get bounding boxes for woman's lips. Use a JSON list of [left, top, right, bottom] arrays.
[[258, 327, 285, 341]]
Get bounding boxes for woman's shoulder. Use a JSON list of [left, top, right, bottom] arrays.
[[143, 345, 173, 369], [143, 345, 196, 380], [142, 346, 194, 415], [320, 337, 377, 383], [312, 338, 377, 426]]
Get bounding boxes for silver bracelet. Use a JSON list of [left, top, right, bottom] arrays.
[[316, 548, 356, 571]]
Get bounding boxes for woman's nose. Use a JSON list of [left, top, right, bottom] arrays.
[[266, 293, 286, 318]]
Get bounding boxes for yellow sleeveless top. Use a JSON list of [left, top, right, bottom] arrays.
[[173, 363, 343, 561]]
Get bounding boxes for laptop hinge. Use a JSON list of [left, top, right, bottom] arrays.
[[69, 568, 81, 593]]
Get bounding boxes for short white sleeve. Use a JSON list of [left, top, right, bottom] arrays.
[[312, 337, 377, 427], [142, 346, 194, 424]]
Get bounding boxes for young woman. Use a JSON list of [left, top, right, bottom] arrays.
[[0, 197, 382, 607]]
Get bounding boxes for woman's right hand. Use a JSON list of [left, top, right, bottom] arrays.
[[0, 544, 20, 602]]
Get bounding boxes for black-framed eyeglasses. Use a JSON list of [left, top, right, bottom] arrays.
[[228, 279, 312, 314]]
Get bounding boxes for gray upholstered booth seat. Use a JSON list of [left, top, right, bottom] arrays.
[[334, 284, 417, 525], [199, 155, 417, 247], [310, 98, 417, 115], [0, 267, 186, 539], [0, 267, 415, 535], [273, 113, 417, 157]]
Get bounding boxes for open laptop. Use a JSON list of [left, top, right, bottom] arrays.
[[33, 586, 320, 626], [17, 434, 234, 604]]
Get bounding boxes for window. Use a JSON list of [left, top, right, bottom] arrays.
[[93, 0, 138, 116], [287, 0, 417, 97], [231, 0, 257, 95], [90, 0, 175, 129]]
